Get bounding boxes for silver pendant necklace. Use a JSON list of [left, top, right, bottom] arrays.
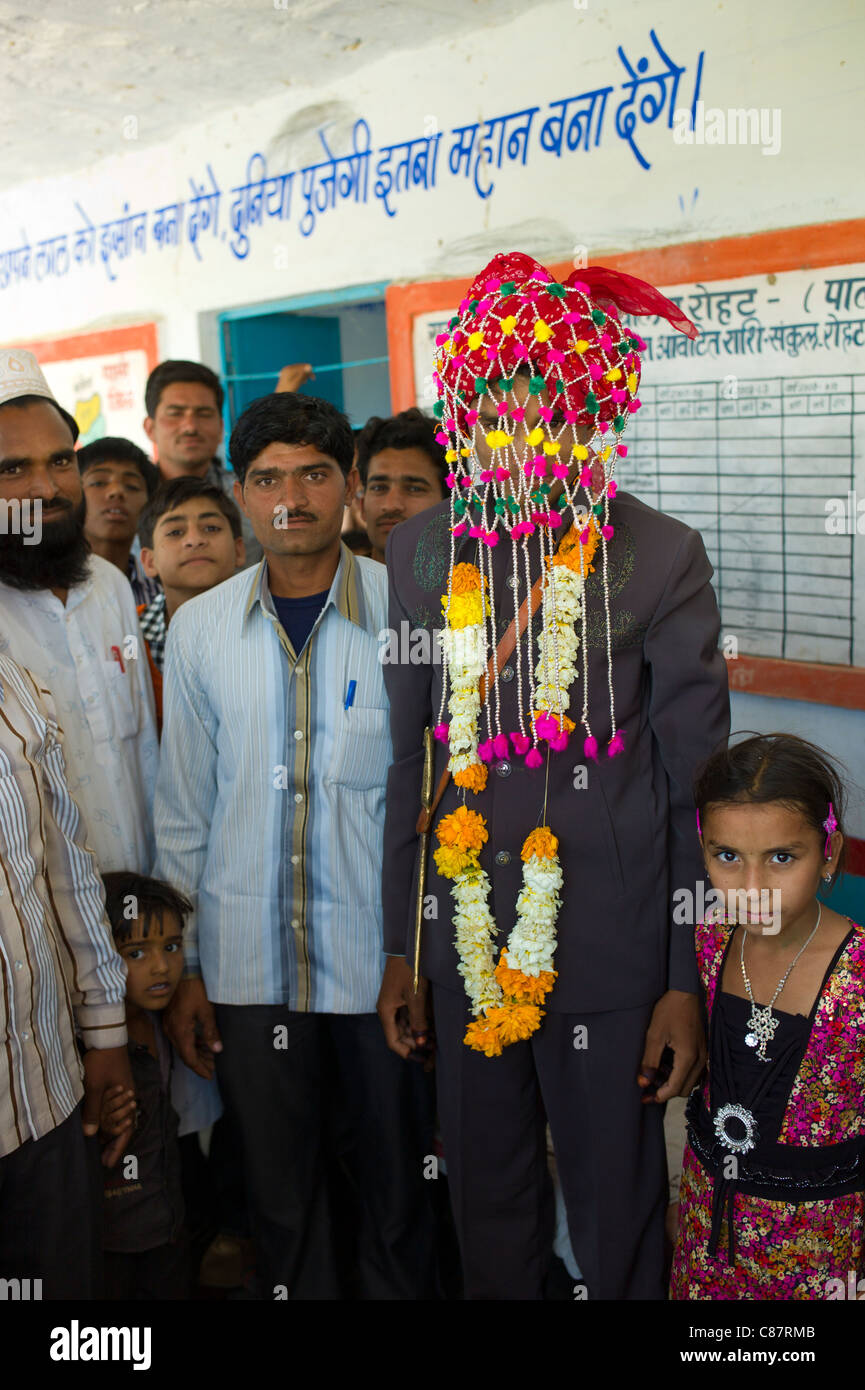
[[740, 904, 821, 1062]]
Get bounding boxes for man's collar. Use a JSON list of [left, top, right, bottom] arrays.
[[242, 543, 368, 632]]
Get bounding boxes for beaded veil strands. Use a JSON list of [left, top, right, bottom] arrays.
[[432, 251, 698, 1055]]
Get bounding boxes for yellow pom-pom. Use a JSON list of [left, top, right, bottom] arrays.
[[500, 315, 516, 335], [534, 319, 552, 343], [543, 441, 561, 455], [445, 449, 457, 463], [460, 446, 472, 457], [627, 372, 638, 393], [575, 338, 589, 352], [572, 443, 589, 460], [601, 446, 612, 462], [468, 331, 484, 351], [526, 426, 543, 447], [605, 367, 622, 382]]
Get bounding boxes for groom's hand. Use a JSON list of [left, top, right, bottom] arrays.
[[637, 989, 705, 1103]]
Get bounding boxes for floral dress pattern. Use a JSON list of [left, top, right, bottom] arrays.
[[670, 919, 865, 1300]]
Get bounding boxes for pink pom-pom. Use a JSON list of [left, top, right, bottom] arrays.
[[451, 354, 466, 369], [563, 311, 581, 324], [615, 445, 627, 458], [511, 407, 525, 421], [608, 730, 626, 758], [579, 467, 592, 488], [588, 362, 603, 381], [510, 732, 531, 754], [466, 410, 479, 426], [453, 522, 467, 536], [548, 512, 562, 527], [476, 297, 492, 316], [549, 731, 569, 752], [459, 298, 470, 313], [435, 431, 448, 445], [512, 343, 529, 359], [608, 479, 618, 496], [584, 735, 599, 762], [628, 399, 641, 413], [444, 418, 456, 431], [496, 467, 510, 481], [571, 280, 590, 294], [445, 472, 457, 488], [533, 460, 546, 477], [485, 531, 499, 547], [497, 401, 509, 416], [435, 332, 449, 346], [484, 277, 501, 291], [525, 748, 544, 769], [599, 332, 613, 350], [579, 527, 590, 544], [477, 739, 494, 763], [601, 524, 614, 540], [547, 349, 565, 363], [433, 723, 450, 743], [552, 463, 570, 479], [598, 420, 609, 434], [493, 733, 509, 758], [479, 469, 493, 482], [469, 525, 482, 538], [564, 409, 579, 423], [535, 713, 557, 740], [538, 406, 554, 423]]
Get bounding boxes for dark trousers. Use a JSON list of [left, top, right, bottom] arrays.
[[432, 984, 667, 1300], [0, 1102, 100, 1300], [214, 1005, 437, 1300], [103, 1237, 190, 1300]]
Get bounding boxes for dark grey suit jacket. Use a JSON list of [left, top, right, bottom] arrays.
[[382, 492, 730, 1013]]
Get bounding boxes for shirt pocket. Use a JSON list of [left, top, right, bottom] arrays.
[[327, 705, 391, 791], [99, 660, 138, 742]]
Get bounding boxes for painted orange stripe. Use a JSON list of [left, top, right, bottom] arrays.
[[9, 323, 160, 372], [728, 655, 865, 710]]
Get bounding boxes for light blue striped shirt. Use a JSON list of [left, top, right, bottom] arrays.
[[153, 545, 392, 1012]]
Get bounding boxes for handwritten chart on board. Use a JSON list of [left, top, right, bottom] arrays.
[[412, 264, 865, 668]]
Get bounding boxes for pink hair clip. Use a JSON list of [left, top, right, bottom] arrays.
[[823, 802, 837, 859]]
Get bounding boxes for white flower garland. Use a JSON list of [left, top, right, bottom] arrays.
[[505, 855, 564, 977]]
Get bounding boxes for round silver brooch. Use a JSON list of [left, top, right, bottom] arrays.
[[713, 1102, 757, 1154]]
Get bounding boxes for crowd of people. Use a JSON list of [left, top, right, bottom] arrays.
[[0, 249, 862, 1304]]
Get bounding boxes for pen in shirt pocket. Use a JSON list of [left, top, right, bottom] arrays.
[[344, 679, 357, 711]]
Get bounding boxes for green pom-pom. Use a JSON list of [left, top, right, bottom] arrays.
[[617, 342, 629, 358], [507, 496, 520, 514], [497, 377, 514, 392], [556, 493, 569, 511], [554, 379, 565, 395], [547, 283, 566, 297], [456, 390, 466, 401], [469, 299, 479, 314], [494, 499, 505, 516], [629, 336, 640, 350], [591, 309, 606, 326], [613, 415, 626, 433], [474, 376, 488, 394], [530, 490, 543, 504], [498, 281, 516, 297], [539, 482, 551, 496], [528, 375, 546, 394], [432, 400, 444, 418], [585, 391, 598, 413], [454, 497, 467, 516], [592, 502, 604, 517], [449, 316, 459, 329]]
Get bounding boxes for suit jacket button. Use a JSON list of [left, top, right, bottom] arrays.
[[495, 850, 511, 866], [500, 665, 514, 682], [495, 760, 512, 778]]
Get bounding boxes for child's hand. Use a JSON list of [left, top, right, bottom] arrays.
[[99, 1083, 137, 1166]]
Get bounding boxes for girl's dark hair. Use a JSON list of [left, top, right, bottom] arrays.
[[101, 871, 193, 944], [694, 733, 848, 885]]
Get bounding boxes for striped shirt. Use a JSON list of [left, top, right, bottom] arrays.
[[153, 545, 392, 1012], [0, 555, 159, 873], [0, 655, 127, 1158]]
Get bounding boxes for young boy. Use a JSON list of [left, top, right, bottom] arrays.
[[136, 477, 246, 723], [79, 436, 161, 604], [99, 872, 193, 1300]]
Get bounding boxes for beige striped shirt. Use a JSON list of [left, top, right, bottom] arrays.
[[0, 654, 127, 1158]]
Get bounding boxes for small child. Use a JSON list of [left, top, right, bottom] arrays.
[[100, 872, 192, 1300], [671, 733, 864, 1300]]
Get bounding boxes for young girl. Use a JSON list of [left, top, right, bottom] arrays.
[[670, 732, 864, 1300]]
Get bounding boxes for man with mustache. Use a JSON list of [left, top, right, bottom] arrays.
[[153, 391, 437, 1299], [0, 350, 158, 873], [355, 408, 447, 564]]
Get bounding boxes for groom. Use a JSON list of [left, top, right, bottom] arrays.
[[377, 253, 730, 1299]]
